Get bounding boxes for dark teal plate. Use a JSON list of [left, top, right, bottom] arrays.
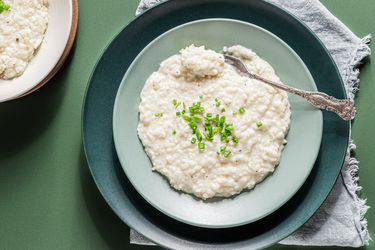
[[82, 0, 349, 249]]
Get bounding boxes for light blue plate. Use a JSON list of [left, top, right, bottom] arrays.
[[113, 19, 322, 228]]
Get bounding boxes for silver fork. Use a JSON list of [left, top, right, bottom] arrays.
[[224, 54, 355, 121]]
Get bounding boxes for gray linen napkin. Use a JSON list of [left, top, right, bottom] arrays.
[[131, 0, 371, 247]]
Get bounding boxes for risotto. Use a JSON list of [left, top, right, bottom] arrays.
[[137, 44, 291, 199]]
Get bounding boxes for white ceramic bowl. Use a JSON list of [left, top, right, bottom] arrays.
[[0, 0, 74, 102]]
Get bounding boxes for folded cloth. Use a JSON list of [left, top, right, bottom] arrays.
[[131, 0, 371, 247]]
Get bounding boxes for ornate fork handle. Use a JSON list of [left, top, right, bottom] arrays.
[[302, 92, 355, 120], [224, 55, 356, 121], [252, 74, 356, 121]]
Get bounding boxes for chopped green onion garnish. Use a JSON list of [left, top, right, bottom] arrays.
[[219, 116, 226, 126], [172, 99, 180, 107], [220, 134, 227, 142], [213, 127, 221, 135], [233, 111, 237, 116], [203, 133, 212, 141], [177, 98, 240, 154], [182, 115, 192, 121], [207, 125, 213, 137], [192, 114, 203, 121], [154, 113, 163, 118], [256, 121, 263, 128], [195, 129, 203, 142], [172, 129, 176, 135], [225, 124, 234, 132], [213, 114, 219, 124], [224, 126, 233, 137], [188, 121, 198, 130], [189, 102, 202, 113], [223, 151, 232, 158], [0, 0, 10, 13], [215, 98, 221, 107]]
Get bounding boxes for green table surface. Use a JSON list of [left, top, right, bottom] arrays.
[[0, 0, 373, 249]]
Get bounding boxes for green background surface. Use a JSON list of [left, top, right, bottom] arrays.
[[0, 0, 373, 249]]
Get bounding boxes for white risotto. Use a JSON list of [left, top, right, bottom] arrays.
[[137, 45, 291, 199], [0, 0, 49, 79]]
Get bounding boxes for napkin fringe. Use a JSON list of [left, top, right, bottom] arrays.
[[345, 34, 371, 98], [346, 141, 371, 245], [344, 34, 371, 245]]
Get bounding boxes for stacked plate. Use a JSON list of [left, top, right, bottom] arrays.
[[82, 0, 349, 249]]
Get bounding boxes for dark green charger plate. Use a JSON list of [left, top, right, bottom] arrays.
[[82, 0, 349, 249]]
